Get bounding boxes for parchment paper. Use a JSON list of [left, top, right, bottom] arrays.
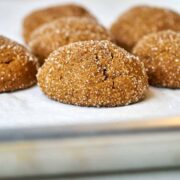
[[0, 0, 179, 129]]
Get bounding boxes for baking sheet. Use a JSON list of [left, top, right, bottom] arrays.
[[0, 0, 180, 129]]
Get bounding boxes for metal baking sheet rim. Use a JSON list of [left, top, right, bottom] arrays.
[[0, 116, 179, 178]]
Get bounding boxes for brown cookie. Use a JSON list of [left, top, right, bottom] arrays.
[[0, 36, 39, 92], [133, 30, 180, 88], [110, 6, 180, 51], [37, 40, 148, 107], [28, 17, 113, 65], [23, 4, 96, 43]]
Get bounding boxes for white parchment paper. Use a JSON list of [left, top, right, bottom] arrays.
[[0, 0, 179, 129]]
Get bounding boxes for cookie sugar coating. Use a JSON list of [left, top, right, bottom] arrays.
[[133, 30, 180, 88], [0, 36, 39, 92], [110, 6, 180, 51], [29, 17, 113, 64], [37, 40, 148, 107], [23, 4, 96, 43]]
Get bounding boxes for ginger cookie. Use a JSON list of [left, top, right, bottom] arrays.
[[37, 40, 148, 107], [110, 6, 180, 51], [0, 36, 39, 92], [23, 4, 96, 43], [133, 30, 180, 88], [28, 17, 113, 65]]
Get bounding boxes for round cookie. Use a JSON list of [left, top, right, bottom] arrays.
[[23, 4, 96, 43], [28, 17, 113, 65], [37, 40, 148, 107], [133, 30, 180, 88], [0, 36, 39, 92], [110, 6, 180, 51]]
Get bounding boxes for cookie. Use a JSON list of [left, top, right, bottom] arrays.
[[133, 30, 180, 88], [23, 4, 96, 43], [110, 6, 180, 51], [0, 36, 39, 92], [29, 17, 113, 65], [37, 40, 148, 107]]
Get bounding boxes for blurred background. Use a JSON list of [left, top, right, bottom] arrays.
[[0, 0, 180, 43]]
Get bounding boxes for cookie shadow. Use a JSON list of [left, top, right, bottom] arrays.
[[144, 88, 155, 101]]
